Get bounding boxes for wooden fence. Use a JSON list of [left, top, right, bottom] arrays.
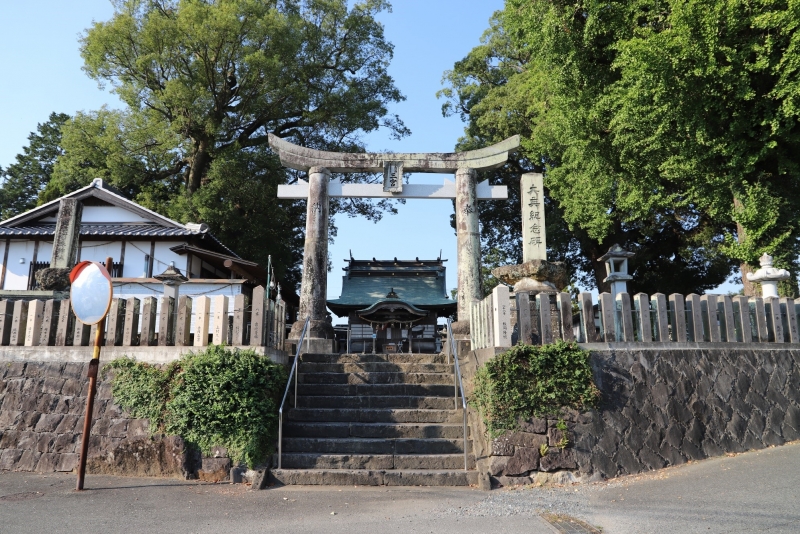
[[0, 285, 286, 350], [471, 287, 800, 350]]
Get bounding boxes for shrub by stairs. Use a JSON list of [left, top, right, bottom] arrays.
[[270, 352, 477, 486]]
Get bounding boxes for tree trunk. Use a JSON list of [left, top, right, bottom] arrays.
[[187, 138, 211, 193], [733, 196, 756, 296]]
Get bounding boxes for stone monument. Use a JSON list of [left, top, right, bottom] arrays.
[[270, 134, 520, 348], [34, 198, 83, 292], [491, 173, 568, 293]]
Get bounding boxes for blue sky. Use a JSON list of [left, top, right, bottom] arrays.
[[0, 1, 506, 322]]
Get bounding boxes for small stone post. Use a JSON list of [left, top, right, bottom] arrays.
[[0, 300, 12, 345], [194, 296, 211, 347], [764, 296, 784, 343], [175, 296, 192, 346], [650, 293, 669, 342], [232, 294, 249, 345], [24, 300, 44, 346], [750, 297, 769, 342], [578, 293, 598, 343], [213, 295, 229, 345], [11, 300, 29, 346], [633, 293, 652, 342], [55, 300, 74, 346], [536, 293, 553, 344], [668, 293, 687, 342], [781, 297, 800, 343], [556, 292, 575, 341], [455, 167, 482, 332], [158, 296, 175, 346], [685, 294, 704, 342], [105, 298, 125, 346], [73, 319, 91, 347], [700, 294, 721, 343], [140, 296, 158, 346], [491, 285, 511, 348], [598, 292, 615, 342], [719, 296, 736, 343], [732, 296, 752, 342], [250, 286, 267, 346], [39, 299, 58, 346], [617, 292, 635, 342], [123, 297, 140, 346]]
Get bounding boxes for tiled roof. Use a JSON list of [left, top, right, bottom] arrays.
[[0, 224, 199, 237], [0, 224, 238, 257], [327, 274, 456, 311]]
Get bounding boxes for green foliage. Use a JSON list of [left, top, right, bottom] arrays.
[[441, 0, 800, 294], [0, 112, 70, 220], [45, 0, 409, 289], [472, 341, 599, 438], [106, 345, 288, 468]]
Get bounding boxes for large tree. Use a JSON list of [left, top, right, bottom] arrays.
[[0, 113, 70, 221], [441, 1, 800, 296], [47, 0, 408, 288]]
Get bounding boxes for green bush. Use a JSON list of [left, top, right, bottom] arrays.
[[105, 345, 288, 468], [472, 340, 600, 438]]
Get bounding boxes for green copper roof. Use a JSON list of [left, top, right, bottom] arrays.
[[327, 258, 456, 316]]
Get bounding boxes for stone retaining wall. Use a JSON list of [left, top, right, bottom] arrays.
[[0, 360, 192, 477], [465, 344, 800, 486]]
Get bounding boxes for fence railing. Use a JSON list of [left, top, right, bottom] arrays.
[[471, 287, 800, 349], [0, 284, 286, 350]]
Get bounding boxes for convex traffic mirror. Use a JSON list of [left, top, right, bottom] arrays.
[[70, 261, 113, 325]]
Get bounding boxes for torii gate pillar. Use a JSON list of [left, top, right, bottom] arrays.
[[288, 166, 335, 345], [453, 167, 481, 334]]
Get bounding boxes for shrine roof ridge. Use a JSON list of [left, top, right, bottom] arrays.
[[268, 134, 520, 173]]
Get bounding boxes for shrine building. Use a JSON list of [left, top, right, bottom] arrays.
[[327, 256, 457, 353]]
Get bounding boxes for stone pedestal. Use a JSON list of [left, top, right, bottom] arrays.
[[492, 259, 568, 295]]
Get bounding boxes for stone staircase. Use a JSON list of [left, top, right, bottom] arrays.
[[270, 352, 477, 486]]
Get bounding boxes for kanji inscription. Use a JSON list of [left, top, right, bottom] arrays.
[[521, 173, 547, 261]]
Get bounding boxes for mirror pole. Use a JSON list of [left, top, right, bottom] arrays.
[[76, 257, 112, 491]]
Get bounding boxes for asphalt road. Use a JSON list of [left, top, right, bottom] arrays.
[[1, 442, 798, 534]]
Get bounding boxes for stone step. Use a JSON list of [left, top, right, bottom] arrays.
[[282, 437, 472, 455], [301, 353, 448, 364], [298, 372, 453, 385], [283, 422, 468, 439], [296, 383, 455, 397], [279, 453, 475, 470], [287, 408, 463, 424], [298, 362, 452, 374], [269, 469, 477, 487], [295, 395, 455, 410]]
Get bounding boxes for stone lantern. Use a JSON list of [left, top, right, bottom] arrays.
[[154, 261, 188, 300], [599, 244, 635, 300], [746, 253, 790, 298]]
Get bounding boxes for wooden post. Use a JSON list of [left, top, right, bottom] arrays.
[[24, 300, 44, 346], [700, 294, 721, 343], [105, 298, 125, 346], [140, 296, 158, 346], [194, 296, 211, 347], [10, 301, 29, 346], [213, 295, 229, 345], [578, 292, 597, 343], [175, 296, 192, 346], [719, 296, 736, 343], [0, 300, 13, 345], [668, 293, 687, 342], [557, 292, 575, 341], [55, 300, 74, 346], [647, 293, 667, 342], [685, 294, 704, 342], [764, 296, 784, 343], [732, 296, 752, 342], [39, 299, 58, 346], [781, 297, 800, 343], [250, 286, 267, 346], [158, 296, 175, 346], [617, 292, 635, 342], [750, 297, 769, 342], [232, 294, 249, 345]]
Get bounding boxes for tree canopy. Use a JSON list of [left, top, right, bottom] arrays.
[[0, 113, 70, 221], [441, 0, 800, 295], [41, 0, 408, 288]]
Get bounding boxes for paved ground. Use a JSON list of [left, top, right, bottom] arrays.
[[1, 442, 798, 533]]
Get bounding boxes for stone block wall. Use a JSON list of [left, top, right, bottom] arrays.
[[0, 360, 192, 477], [465, 344, 800, 486]]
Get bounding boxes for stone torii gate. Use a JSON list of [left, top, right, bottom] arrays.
[[269, 133, 520, 350]]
